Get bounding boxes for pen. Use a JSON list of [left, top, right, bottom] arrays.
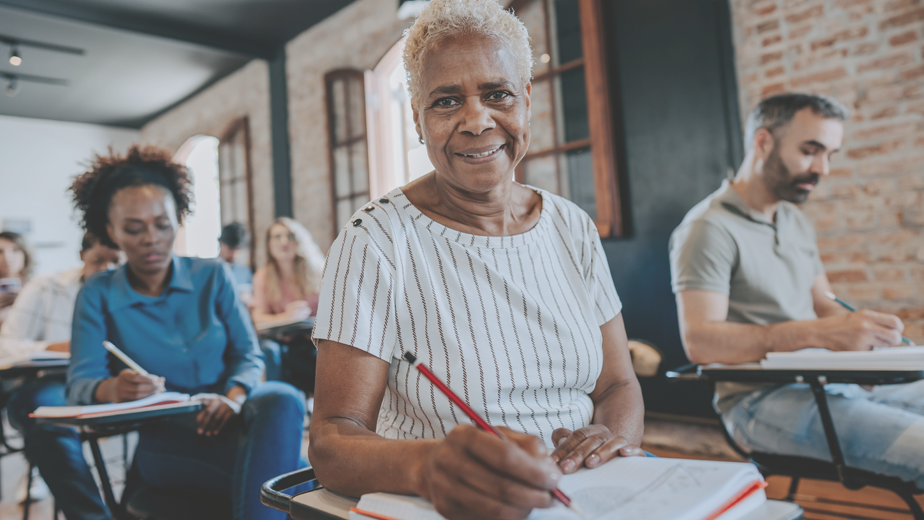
[[825, 292, 911, 345], [102, 341, 151, 376], [403, 352, 582, 515]]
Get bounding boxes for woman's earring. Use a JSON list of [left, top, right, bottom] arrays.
[[418, 137, 424, 145]]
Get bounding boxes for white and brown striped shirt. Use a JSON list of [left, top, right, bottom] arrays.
[[313, 186, 622, 446]]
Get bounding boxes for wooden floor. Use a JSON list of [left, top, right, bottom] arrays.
[[0, 414, 920, 519], [643, 413, 924, 520]]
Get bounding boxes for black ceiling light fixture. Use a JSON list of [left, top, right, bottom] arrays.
[[0, 34, 85, 69], [8, 44, 21, 66], [0, 71, 68, 97]]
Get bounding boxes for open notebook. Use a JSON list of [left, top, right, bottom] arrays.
[[349, 457, 766, 520], [31, 392, 195, 418], [761, 346, 924, 370]]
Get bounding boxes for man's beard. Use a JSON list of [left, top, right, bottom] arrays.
[[762, 146, 820, 204]]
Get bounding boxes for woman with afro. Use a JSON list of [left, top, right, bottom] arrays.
[[68, 145, 306, 520]]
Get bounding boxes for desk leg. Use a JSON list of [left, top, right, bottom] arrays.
[[808, 380, 848, 483], [87, 437, 121, 518]]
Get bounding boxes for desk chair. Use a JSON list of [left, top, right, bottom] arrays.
[[0, 362, 69, 520], [666, 363, 924, 519]]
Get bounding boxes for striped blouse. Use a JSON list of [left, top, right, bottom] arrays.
[[312, 186, 622, 446]]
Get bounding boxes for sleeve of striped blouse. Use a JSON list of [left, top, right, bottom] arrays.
[[312, 225, 398, 361], [587, 227, 622, 326]]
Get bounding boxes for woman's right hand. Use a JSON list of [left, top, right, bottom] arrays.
[[285, 300, 311, 320], [96, 369, 165, 403], [418, 425, 561, 520]]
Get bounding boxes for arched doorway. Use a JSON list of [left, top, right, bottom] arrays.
[[173, 135, 221, 258]]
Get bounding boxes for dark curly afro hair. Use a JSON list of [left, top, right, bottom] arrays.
[[70, 145, 193, 249]]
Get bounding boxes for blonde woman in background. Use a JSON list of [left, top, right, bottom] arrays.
[[0, 232, 34, 329], [252, 217, 325, 382]]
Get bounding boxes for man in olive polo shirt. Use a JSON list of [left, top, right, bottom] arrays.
[[670, 93, 920, 486]]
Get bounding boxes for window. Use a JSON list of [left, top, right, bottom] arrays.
[[512, 0, 625, 237], [219, 118, 255, 268], [326, 70, 371, 231]]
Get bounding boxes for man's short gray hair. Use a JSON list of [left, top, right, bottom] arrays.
[[744, 93, 849, 151]]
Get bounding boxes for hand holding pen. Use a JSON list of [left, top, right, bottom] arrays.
[[95, 341, 165, 403], [826, 292, 912, 346], [405, 352, 582, 517]]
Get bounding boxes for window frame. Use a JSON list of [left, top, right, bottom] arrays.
[[325, 68, 372, 233], [510, 0, 625, 237], [219, 117, 256, 269]]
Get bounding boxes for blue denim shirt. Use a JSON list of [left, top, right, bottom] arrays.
[[67, 255, 264, 405]]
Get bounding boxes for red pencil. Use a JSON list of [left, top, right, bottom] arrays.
[[403, 351, 581, 514]]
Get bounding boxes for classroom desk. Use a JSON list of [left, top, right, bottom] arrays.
[[262, 468, 806, 520], [0, 359, 70, 503], [37, 402, 203, 517]]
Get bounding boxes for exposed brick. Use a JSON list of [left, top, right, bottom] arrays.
[[857, 52, 915, 72], [901, 64, 924, 81], [828, 269, 869, 282], [898, 173, 924, 189], [829, 167, 854, 177], [853, 121, 918, 141], [846, 283, 882, 302], [890, 30, 919, 46], [884, 284, 914, 300], [761, 82, 787, 96], [895, 306, 924, 320], [755, 3, 778, 16], [810, 26, 869, 51], [766, 66, 786, 77], [832, 183, 862, 198], [760, 51, 783, 64], [885, 0, 923, 12], [758, 19, 781, 33], [789, 23, 814, 39], [786, 5, 824, 23], [854, 42, 880, 55], [763, 34, 783, 47], [864, 177, 897, 194], [874, 267, 906, 281], [859, 155, 924, 176], [835, 0, 874, 7], [820, 250, 868, 263], [846, 139, 904, 159], [912, 267, 924, 282], [870, 106, 899, 119], [901, 207, 924, 226], [791, 67, 848, 87], [880, 7, 924, 30]]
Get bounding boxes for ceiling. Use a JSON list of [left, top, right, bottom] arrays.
[[0, 0, 357, 128]]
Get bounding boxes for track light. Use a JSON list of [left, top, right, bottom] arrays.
[[9, 45, 21, 66], [5, 78, 19, 97]]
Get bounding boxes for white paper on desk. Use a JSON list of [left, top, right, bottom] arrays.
[[762, 346, 924, 370], [32, 392, 192, 418], [349, 457, 765, 520], [0, 351, 69, 369]]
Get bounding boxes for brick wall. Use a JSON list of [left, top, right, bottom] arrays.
[[285, 0, 411, 249], [730, 0, 924, 342], [139, 60, 275, 268]]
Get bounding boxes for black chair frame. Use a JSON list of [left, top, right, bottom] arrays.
[[261, 467, 340, 520], [667, 364, 924, 519]]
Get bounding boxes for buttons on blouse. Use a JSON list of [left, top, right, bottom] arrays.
[[352, 218, 362, 227], [379, 198, 389, 204], [363, 205, 374, 212]]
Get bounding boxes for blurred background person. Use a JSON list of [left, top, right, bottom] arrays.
[[218, 222, 253, 306], [252, 218, 324, 385], [2, 231, 120, 520], [0, 231, 34, 329]]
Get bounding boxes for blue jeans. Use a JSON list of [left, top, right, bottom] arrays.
[[134, 381, 307, 520], [723, 380, 924, 489], [7, 378, 111, 520], [260, 340, 283, 382]]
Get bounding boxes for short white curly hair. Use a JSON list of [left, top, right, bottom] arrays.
[[403, 0, 533, 108]]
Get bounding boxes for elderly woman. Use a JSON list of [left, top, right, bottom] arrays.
[[309, 0, 644, 518]]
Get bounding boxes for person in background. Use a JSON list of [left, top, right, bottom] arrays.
[[218, 222, 253, 306], [251, 218, 324, 383], [251, 217, 324, 325], [0, 231, 34, 329], [2, 232, 120, 519], [670, 93, 919, 488], [67, 145, 306, 520]]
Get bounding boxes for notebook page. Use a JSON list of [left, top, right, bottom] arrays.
[[32, 392, 191, 418], [351, 458, 764, 520]]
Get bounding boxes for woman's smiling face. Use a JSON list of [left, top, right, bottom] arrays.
[[413, 35, 531, 194]]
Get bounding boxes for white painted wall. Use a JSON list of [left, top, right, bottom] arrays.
[[0, 115, 138, 275]]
